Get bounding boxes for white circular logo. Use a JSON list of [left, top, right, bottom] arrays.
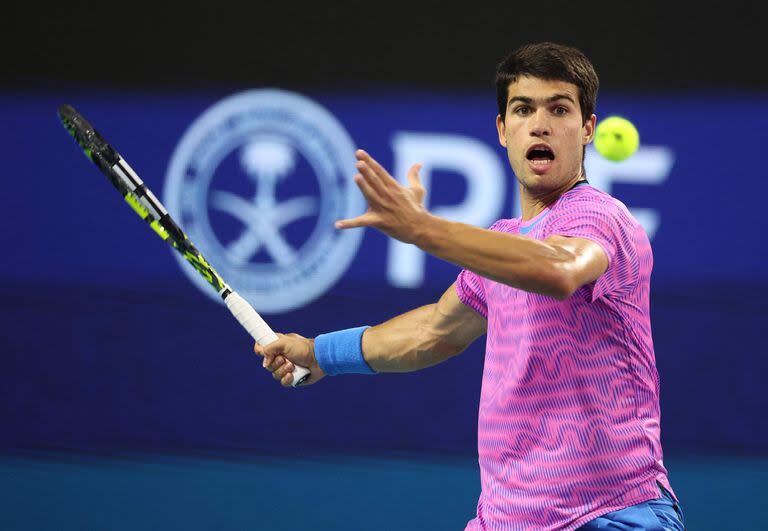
[[164, 89, 364, 313]]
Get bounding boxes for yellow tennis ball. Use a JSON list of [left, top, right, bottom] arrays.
[[594, 116, 640, 162]]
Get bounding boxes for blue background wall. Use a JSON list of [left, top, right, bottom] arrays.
[[2, 90, 767, 456]]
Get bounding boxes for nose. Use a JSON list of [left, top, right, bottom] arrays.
[[529, 108, 552, 137]]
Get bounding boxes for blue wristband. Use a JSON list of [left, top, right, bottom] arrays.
[[314, 326, 375, 376]]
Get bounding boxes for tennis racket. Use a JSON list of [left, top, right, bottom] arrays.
[[58, 104, 311, 387]]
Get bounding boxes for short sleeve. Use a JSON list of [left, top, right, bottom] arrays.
[[546, 196, 640, 300], [455, 269, 488, 318]]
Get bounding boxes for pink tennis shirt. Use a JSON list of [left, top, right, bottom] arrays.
[[456, 185, 673, 530]]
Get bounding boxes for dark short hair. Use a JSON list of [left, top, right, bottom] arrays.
[[495, 42, 599, 124]]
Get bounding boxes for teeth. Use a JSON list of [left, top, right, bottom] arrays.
[[531, 159, 552, 165], [528, 145, 552, 154]]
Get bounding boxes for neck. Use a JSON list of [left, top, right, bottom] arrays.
[[518, 168, 586, 220]]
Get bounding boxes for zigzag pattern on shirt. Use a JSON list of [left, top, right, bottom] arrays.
[[456, 186, 670, 531]]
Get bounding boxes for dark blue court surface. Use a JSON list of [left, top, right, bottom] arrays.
[[1, 452, 765, 530]]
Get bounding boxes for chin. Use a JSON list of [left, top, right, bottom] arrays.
[[520, 173, 557, 193]]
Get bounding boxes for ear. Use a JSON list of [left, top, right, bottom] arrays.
[[583, 114, 597, 145], [496, 114, 507, 147]]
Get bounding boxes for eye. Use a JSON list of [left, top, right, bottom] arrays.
[[514, 106, 531, 116], [553, 106, 568, 116]]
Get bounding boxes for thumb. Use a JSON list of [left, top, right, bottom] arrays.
[[335, 212, 378, 229], [261, 335, 287, 358], [407, 163, 425, 201]]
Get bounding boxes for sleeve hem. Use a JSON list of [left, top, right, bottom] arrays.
[[455, 282, 488, 319]]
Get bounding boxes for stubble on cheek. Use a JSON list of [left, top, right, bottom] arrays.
[[506, 138, 533, 187]]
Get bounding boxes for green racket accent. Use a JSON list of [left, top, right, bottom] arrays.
[[58, 104, 230, 297], [124, 192, 153, 220], [149, 220, 170, 241], [184, 251, 219, 285], [123, 193, 170, 241]]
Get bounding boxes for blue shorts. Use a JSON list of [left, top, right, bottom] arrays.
[[578, 483, 685, 530]]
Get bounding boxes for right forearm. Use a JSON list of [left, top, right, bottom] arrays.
[[307, 283, 485, 378], [361, 304, 463, 373]]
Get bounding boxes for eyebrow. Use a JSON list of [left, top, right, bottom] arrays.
[[507, 93, 577, 107]]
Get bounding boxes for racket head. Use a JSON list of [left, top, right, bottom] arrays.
[[57, 104, 309, 385], [58, 104, 230, 295], [58, 104, 122, 180]]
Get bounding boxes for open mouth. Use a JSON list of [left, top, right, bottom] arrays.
[[526, 144, 555, 165]]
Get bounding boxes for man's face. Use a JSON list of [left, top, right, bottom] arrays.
[[496, 75, 596, 193]]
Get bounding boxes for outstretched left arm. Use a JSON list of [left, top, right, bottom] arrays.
[[338, 150, 608, 300]]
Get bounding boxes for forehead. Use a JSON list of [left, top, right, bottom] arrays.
[[506, 75, 579, 103]]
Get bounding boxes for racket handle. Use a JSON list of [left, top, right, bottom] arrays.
[[224, 291, 311, 387]]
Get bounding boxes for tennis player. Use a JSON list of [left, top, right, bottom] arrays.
[[256, 42, 684, 530]]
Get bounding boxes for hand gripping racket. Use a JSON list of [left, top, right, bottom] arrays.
[[58, 104, 311, 387]]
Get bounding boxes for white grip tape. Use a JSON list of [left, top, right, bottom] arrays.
[[224, 292, 311, 387]]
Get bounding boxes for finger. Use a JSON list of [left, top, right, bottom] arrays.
[[356, 149, 398, 185], [254, 343, 264, 356], [273, 360, 294, 380], [335, 212, 378, 229], [355, 160, 389, 195], [271, 359, 289, 380], [355, 162, 389, 198], [272, 360, 292, 381], [265, 355, 285, 372], [353, 172, 385, 206], [281, 372, 294, 387]]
